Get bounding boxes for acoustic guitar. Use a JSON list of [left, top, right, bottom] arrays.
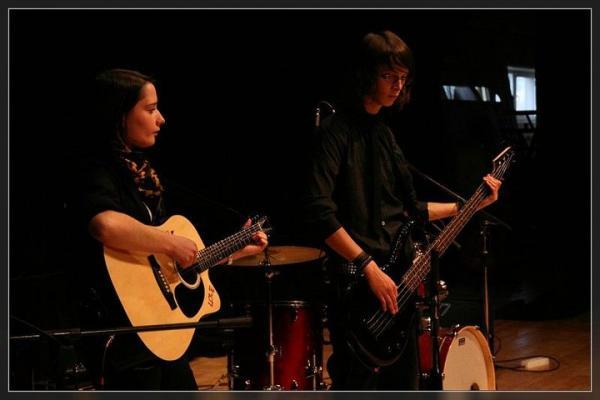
[[103, 214, 269, 360]]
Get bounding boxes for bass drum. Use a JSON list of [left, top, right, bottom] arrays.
[[418, 325, 496, 390]]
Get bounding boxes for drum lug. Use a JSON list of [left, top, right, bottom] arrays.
[[230, 363, 240, 376], [290, 306, 299, 322], [244, 379, 252, 390], [437, 280, 449, 301], [420, 316, 431, 333], [305, 358, 322, 377], [451, 324, 461, 335]]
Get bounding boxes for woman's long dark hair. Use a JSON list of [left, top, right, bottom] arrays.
[[91, 69, 155, 154]]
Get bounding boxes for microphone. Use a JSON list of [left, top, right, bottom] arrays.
[[314, 100, 336, 128]]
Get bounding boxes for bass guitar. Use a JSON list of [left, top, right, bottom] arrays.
[[344, 147, 515, 368], [103, 214, 270, 361]]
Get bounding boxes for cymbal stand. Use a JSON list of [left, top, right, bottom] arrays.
[[480, 219, 495, 355], [262, 248, 281, 390], [427, 250, 443, 390]]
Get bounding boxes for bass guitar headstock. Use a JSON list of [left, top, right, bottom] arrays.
[[491, 146, 516, 181]]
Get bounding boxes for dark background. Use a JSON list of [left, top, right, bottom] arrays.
[[9, 8, 590, 363]]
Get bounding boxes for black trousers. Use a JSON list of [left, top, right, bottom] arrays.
[[326, 277, 419, 390], [79, 334, 198, 391], [103, 357, 198, 390]]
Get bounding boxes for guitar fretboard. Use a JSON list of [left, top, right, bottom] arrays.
[[193, 223, 263, 273], [401, 147, 514, 292]]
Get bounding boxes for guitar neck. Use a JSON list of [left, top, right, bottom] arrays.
[[193, 224, 261, 273], [399, 185, 488, 292], [403, 150, 512, 292], [431, 182, 488, 256]]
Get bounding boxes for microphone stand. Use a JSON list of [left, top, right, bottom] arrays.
[[10, 316, 253, 390], [166, 180, 247, 221], [10, 316, 254, 341], [405, 162, 511, 361]]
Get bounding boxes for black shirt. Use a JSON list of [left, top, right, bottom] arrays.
[[303, 108, 428, 265], [66, 154, 165, 371]]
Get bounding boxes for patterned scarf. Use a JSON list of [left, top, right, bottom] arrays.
[[118, 151, 165, 218]]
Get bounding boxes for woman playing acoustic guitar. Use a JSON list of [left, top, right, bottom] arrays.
[[67, 69, 267, 390]]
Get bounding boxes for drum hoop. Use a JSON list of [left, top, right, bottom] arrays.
[[443, 325, 496, 390]]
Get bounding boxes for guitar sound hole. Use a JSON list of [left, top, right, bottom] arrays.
[[174, 282, 205, 317], [179, 267, 199, 285]]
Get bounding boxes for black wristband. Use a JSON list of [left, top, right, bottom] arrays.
[[352, 251, 373, 272], [359, 256, 373, 272]]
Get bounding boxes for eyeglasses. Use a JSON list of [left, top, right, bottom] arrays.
[[379, 72, 408, 85]]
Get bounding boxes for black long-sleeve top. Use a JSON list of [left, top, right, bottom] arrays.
[[303, 108, 428, 265], [66, 154, 166, 371]]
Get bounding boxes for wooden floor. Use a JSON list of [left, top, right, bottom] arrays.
[[189, 311, 590, 391]]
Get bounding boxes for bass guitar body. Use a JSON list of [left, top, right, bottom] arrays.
[[343, 272, 417, 368]]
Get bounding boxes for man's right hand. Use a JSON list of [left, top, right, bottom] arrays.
[[363, 261, 399, 314]]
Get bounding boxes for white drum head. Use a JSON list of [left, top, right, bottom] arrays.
[[442, 326, 496, 390]]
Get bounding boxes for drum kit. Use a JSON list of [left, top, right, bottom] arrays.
[[227, 245, 327, 390], [415, 270, 496, 390], [225, 245, 496, 391]]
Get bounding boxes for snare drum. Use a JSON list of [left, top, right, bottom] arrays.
[[418, 325, 496, 390], [229, 301, 324, 390]]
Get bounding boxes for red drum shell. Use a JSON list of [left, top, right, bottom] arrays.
[[229, 301, 323, 390]]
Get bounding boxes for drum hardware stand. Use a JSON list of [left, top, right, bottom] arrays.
[[426, 250, 444, 390], [480, 218, 496, 357], [261, 247, 282, 391], [305, 353, 325, 390]]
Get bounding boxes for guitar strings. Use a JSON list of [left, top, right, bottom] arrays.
[[196, 225, 260, 270], [371, 187, 489, 339], [202, 219, 265, 261], [193, 221, 265, 272], [373, 158, 511, 337], [372, 159, 511, 338], [367, 158, 511, 339], [369, 156, 511, 335], [367, 186, 487, 336]]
